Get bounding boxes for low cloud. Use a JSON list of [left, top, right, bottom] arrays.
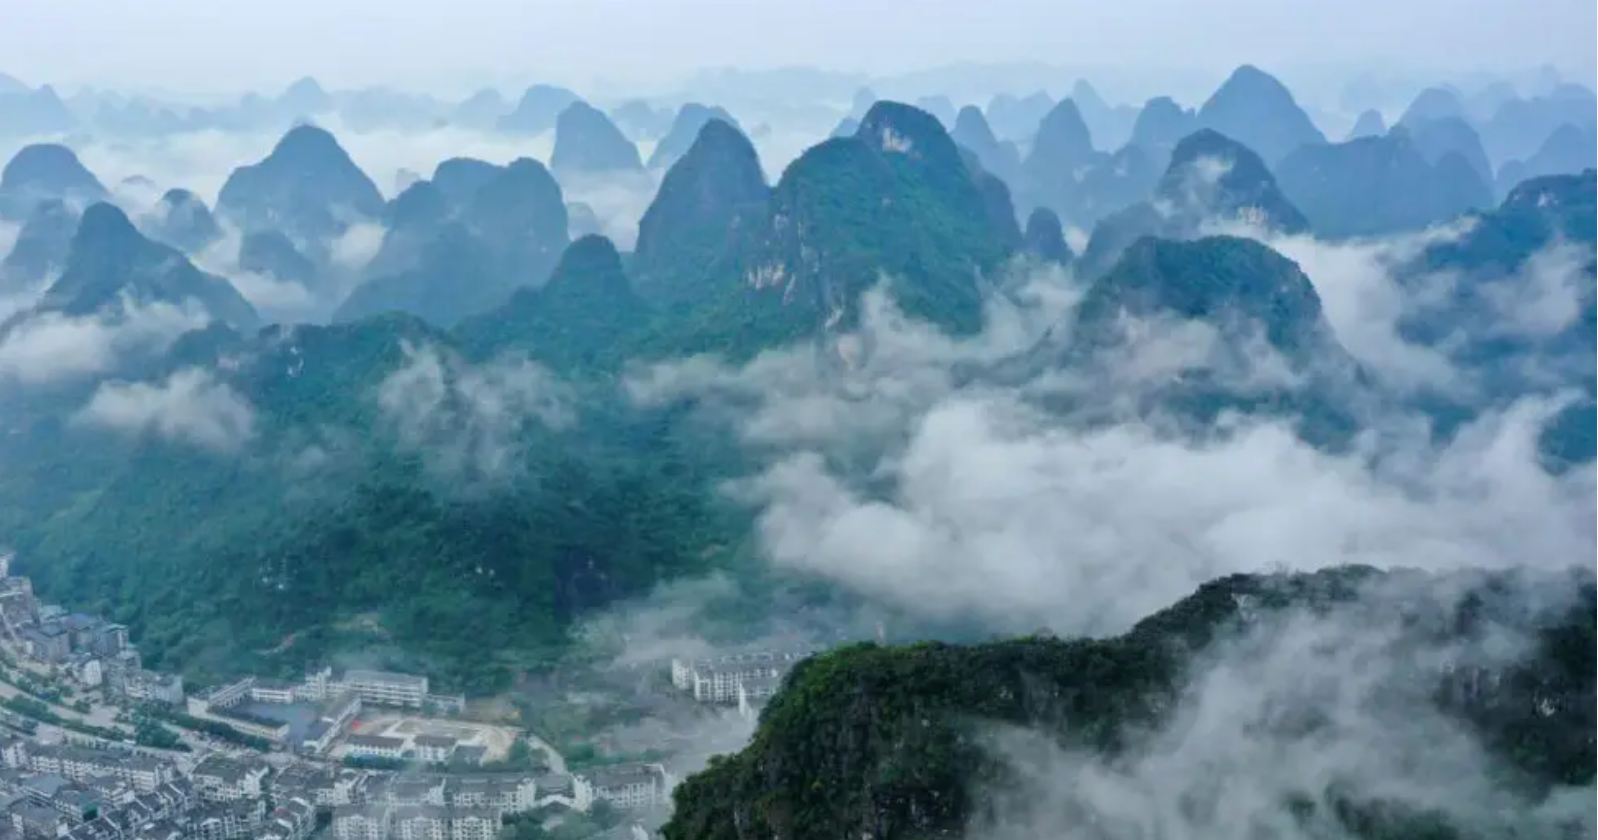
[[971, 573, 1591, 839], [75, 366, 256, 452], [376, 340, 573, 482], [0, 297, 212, 385]]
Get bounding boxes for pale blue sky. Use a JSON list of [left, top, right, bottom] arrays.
[[3, 0, 1594, 96]]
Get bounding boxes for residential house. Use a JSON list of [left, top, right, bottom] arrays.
[[331, 805, 389, 840], [190, 756, 269, 802], [411, 737, 455, 765], [585, 764, 672, 810]]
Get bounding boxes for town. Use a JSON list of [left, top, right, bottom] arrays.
[[0, 554, 821, 840]]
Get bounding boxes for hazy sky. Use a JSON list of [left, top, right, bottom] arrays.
[[4, 0, 1594, 95]]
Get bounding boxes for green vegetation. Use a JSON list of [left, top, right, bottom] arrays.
[[132, 718, 188, 751], [144, 706, 273, 751], [665, 567, 1595, 840]]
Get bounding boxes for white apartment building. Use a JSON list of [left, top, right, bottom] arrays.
[[448, 809, 499, 840], [191, 755, 269, 801], [585, 764, 673, 810], [335, 671, 428, 709], [531, 774, 593, 813], [344, 735, 406, 762], [670, 649, 814, 705], [0, 734, 28, 769], [332, 806, 390, 840], [412, 736, 456, 765], [391, 807, 446, 840]]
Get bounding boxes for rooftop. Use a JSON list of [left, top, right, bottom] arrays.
[[586, 763, 664, 790], [342, 670, 427, 690], [413, 735, 457, 749], [346, 734, 406, 750]]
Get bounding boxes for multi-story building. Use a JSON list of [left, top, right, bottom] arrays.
[[10, 798, 70, 839], [390, 806, 445, 840], [190, 756, 269, 802], [188, 800, 261, 840], [447, 809, 497, 840], [344, 735, 405, 763], [32, 745, 175, 794], [332, 805, 389, 840], [265, 797, 316, 840], [0, 737, 26, 771], [411, 736, 456, 765], [20, 626, 69, 664], [444, 777, 535, 817], [335, 672, 427, 709], [531, 774, 592, 813], [246, 680, 296, 705], [669, 649, 814, 705], [383, 777, 445, 808], [584, 764, 673, 811]]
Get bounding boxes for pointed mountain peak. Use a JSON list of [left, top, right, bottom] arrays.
[[633, 118, 768, 309], [857, 100, 960, 162], [430, 157, 503, 209], [75, 201, 142, 247], [953, 105, 998, 148], [1130, 96, 1196, 159], [1159, 129, 1306, 230], [1072, 79, 1108, 111], [1032, 98, 1096, 164], [647, 102, 742, 170], [146, 188, 221, 254], [1198, 65, 1325, 163], [551, 101, 642, 176], [496, 84, 581, 134], [1346, 109, 1387, 140], [547, 234, 628, 291], [385, 180, 448, 231], [0, 143, 108, 217], [1397, 86, 1466, 127], [1022, 207, 1072, 264], [269, 123, 348, 161]]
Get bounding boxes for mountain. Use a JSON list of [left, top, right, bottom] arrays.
[[214, 124, 384, 248], [828, 117, 859, 139], [496, 84, 581, 135], [549, 102, 643, 177], [1495, 123, 1598, 197], [449, 88, 507, 130], [1127, 96, 1196, 168], [0, 199, 77, 291], [0, 144, 107, 221], [913, 95, 957, 129], [1401, 116, 1494, 185], [363, 180, 450, 278], [1345, 108, 1386, 140], [610, 99, 673, 141], [1196, 64, 1326, 164], [1396, 86, 1467, 127], [950, 105, 1022, 185], [647, 103, 742, 170], [334, 159, 568, 326], [733, 101, 1014, 345], [459, 234, 649, 370], [1479, 88, 1598, 166], [666, 566, 1594, 840], [1402, 169, 1596, 454], [1021, 207, 1071, 265], [1276, 130, 1493, 238], [142, 188, 223, 255], [26, 202, 257, 329], [1020, 99, 1099, 213], [429, 157, 504, 211], [278, 76, 332, 117], [985, 90, 1054, 142], [0, 85, 77, 139], [1079, 129, 1309, 274], [239, 230, 318, 288], [632, 119, 769, 311], [1071, 79, 1138, 150]]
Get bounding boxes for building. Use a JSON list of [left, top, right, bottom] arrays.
[[669, 649, 814, 705], [119, 670, 184, 707], [265, 797, 315, 840], [9, 798, 69, 839], [65, 657, 101, 689], [584, 764, 672, 811], [383, 777, 445, 808], [190, 755, 269, 802], [344, 735, 405, 763], [29, 746, 174, 794], [274, 765, 360, 809], [189, 800, 262, 840], [332, 805, 389, 840], [335, 672, 428, 710], [531, 775, 592, 813], [447, 809, 497, 840], [411, 736, 456, 765], [91, 626, 127, 659], [21, 626, 69, 664], [189, 677, 255, 715], [444, 777, 535, 817], [0, 737, 26, 771], [389, 806, 444, 840], [246, 680, 296, 705]]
